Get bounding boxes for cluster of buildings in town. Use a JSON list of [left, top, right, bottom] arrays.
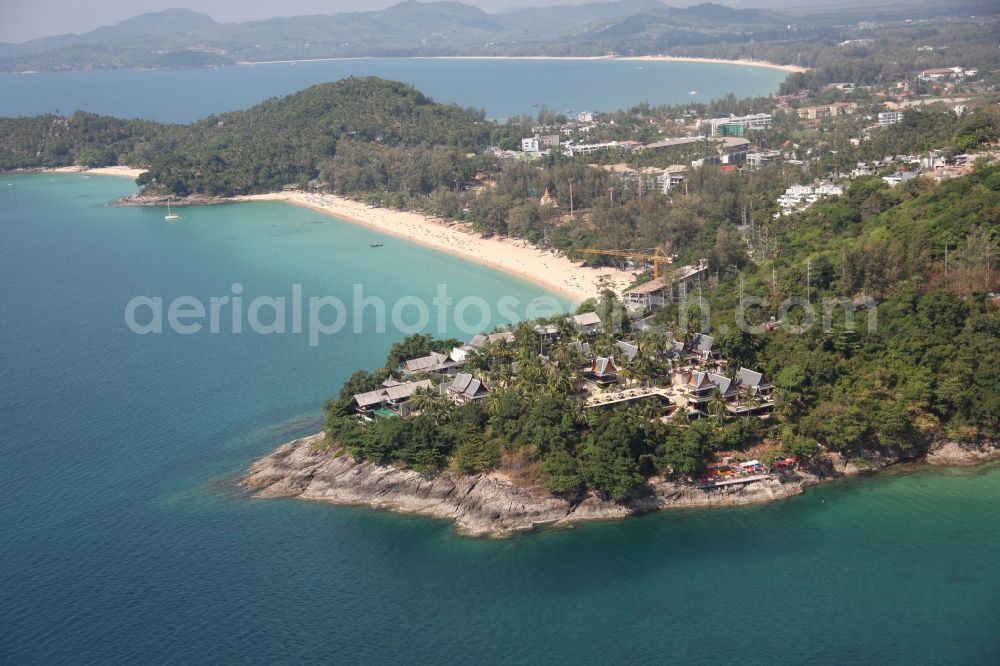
[[850, 151, 988, 186], [349, 307, 777, 424], [776, 181, 845, 216], [917, 66, 977, 82], [481, 60, 994, 220]]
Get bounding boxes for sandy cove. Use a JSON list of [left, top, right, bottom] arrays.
[[238, 191, 634, 303], [37, 166, 633, 302]]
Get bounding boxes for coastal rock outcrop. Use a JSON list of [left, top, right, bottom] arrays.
[[926, 439, 1000, 466], [243, 433, 817, 536], [243, 433, 1000, 537], [116, 192, 234, 207]]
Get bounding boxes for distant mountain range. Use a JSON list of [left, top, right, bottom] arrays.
[[1, 0, 997, 72]]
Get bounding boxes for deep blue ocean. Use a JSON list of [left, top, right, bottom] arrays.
[[1, 173, 999, 664], [0, 57, 786, 122]]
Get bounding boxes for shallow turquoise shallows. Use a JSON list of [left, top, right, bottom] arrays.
[[2, 174, 999, 665], [0, 58, 787, 122]]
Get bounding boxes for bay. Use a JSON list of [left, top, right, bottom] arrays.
[[0, 58, 787, 122]]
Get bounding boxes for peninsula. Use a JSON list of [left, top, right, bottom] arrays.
[[4, 70, 999, 537], [241, 284, 1000, 536]]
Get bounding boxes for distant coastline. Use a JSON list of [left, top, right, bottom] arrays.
[[236, 54, 808, 75]]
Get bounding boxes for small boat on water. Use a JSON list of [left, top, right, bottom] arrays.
[[369, 243, 384, 248], [164, 201, 180, 220], [688, 90, 698, 95]]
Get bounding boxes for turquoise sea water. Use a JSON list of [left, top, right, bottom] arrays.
[[0, 58, 787, 122], [2, 174, 999, 664]]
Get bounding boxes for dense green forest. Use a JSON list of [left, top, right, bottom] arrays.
[[0, 77, 490, 195], [320, 163, 999, 500]]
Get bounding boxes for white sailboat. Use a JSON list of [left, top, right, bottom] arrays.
[[164, 201, 180, 220]]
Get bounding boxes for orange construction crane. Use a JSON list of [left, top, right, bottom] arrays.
[[581, 247, 673, 280]]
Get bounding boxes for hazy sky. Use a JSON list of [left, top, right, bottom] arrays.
[[2, 0, 602, 43]]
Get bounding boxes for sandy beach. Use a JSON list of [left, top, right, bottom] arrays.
[[239, 191, 635, 302], [239, 54, 807, 74], [32, 166, 633, 301], [49, 165, 145, 178], [620, 55, 807, 74]]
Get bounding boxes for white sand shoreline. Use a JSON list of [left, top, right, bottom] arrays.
[[237, 54, 807, 74], [238, 191, 634, 302], [28, 167, 634, 302], [47, 165, 145, 178]]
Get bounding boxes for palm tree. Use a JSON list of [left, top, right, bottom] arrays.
[[408, 387, 437, 415], [515, 358, 546, 394], [633, 353, 657, 388], [618, 361, 636, 388], [707, 388, 728, 419], [740, 385, 760, 418], [676, 326, 694, 350], [595, 332, 616, 358], [772, 389, 797, 421], [555, 315, 576, 341], [545, 364, 575, 395], [484, 393, 503, 418], [636, 399, 661, 421], [672, 408, 691, 426]]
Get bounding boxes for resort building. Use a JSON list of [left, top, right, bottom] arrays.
[[616, 341, 639, 363], [878, 111, 904, 127], [687, 333, 718, 362], [446, 373, 490, 404], [521, 134, 560, 153], [676, 370, 736, 413], [776, 181, 844, 215], [746, 149, 782, 170], [622, 260, 709, 311], [737, 367, 774, 401], [704, 113, 772, 137], [795, 102, 857, 120], [469, 331, 516, 347], [590, 356, 619, 386], [565, 139, 641, 156], [571, 312, 602, 335], [918, 66, 970, 81], [401, 351, 464, 376], [883, 171, 917, 187], [351, 379, 434, 417]]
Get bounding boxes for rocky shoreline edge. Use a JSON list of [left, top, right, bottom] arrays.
[[241, 433, 1000, 537], [116, 192, 235, 207]]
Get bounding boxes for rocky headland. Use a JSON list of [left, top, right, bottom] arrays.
[[241, 432, 1000, 537]]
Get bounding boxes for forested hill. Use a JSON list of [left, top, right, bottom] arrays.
[[0, 77, 491, 196]]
